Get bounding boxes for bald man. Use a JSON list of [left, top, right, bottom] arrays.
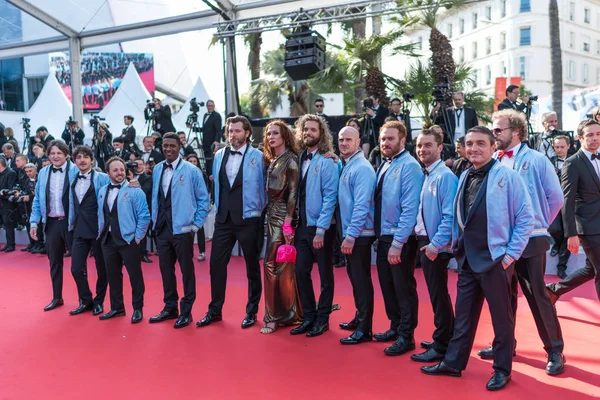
[[337, 126, 377, 345]]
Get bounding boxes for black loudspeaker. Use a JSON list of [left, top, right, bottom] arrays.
[[284, 30, 326, 81]]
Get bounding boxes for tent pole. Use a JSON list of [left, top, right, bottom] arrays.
[[69, 37, 84, 126]]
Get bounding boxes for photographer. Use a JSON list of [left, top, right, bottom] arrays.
[[140, 136, 164, 169], [29, 126, 55, 154], [109, 137, 130, 164], [178, 132, 196, 158], [145, 98, 175, 136], [1, 143, 17, 171], [0, 121, 6, 148], [362, 95, 389, 156], [528, 111, 577, 159], [14, 156, 33, 251], [28, 143, 45, 171], [94, 122, 113, 172], [127, 158, 153, 263], [498, 84, 530, 112], [0, 157, 18, 252], [61, 119, 85, 150], [23, 163, 44, 253]]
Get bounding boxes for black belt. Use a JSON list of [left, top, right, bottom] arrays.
[[48, 216, 66, 221], [416, 235, 429, 242]]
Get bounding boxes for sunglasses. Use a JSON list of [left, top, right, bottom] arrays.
[[492, 127, 512, 135], [315, 104, 324, 108]]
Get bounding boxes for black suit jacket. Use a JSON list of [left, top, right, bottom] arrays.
[[202, 112, 223, 149], [561, 149, 600, 237], [182, 144, 196, 158], [434, 107, 478, 143], [120, 125, 136, 148], [149, 106, 175, 135], [43, 135, 55, 150], [137, 173, 153, 211], [0, 167, 17, 209], [528, 131, 577, 157], [61, 128, 85, 146], [146, 149, 164, 164], [497, 98, 527, 112]]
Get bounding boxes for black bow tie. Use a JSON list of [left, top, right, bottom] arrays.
[[468, 168, 486, 179], [77, 174, 88, 180], [592, 154, 600, 160], [422, 167, 429, 176], [230, 150, 242, 156], [51, 167, 64, 173], [303, 152, 313, 161], [108, 184, 121, 190], [165, 163, 174, 169]]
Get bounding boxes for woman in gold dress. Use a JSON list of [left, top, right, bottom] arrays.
[[261, 120, 303, 334]]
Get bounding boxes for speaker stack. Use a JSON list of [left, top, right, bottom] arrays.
[[284, 30, 326, 81]]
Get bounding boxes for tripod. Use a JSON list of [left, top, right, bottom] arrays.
[[187, 120, 206, 171], [525, 101, 534, 135], [433, 100, 453, 143], [22, 130, 31, 155]]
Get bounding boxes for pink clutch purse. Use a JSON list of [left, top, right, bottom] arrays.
[[276, 244, 297, 263]]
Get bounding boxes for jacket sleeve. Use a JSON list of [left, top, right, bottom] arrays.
[[507, 172, 535, 260], [430, 172, 458, 251], [192, 167, 210, 231], [30, 174, 42, 228], [345, 165, 376, 241], [392, 163, 424, 248], [284, 159, 299, 222], [561, 157, 578, 237], [134, 189, 150, 242], [316, 159, 339, 234], [540, 156, 564, 223]]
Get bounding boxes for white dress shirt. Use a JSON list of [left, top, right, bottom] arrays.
[[161, 156, 181, 197], [107, 181, 123, 211], [142, 150, 152, 163], [454, 108, 466, 140], [415, 160, 442, 236], [377, 149, 405, 184], [538, 133, 556, 158], [225, 144, 246, 186], [48, 163, 67, 218], [582, 148, 600, 177], [556, 157, 566, 170], [302, 149, 318, 178], [74, 170, 92, 203], [498, 142, 521, 170]]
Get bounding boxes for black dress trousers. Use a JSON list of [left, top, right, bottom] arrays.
[[71, 237, 107, 306], [345, 238, 375, 334], [45, 217, 70, 299], [102, 234, 145, 311]]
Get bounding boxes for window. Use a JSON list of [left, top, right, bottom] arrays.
[[520, 27, 531, 46], [486, 65, 492, 85], [486, 37, 492, 55], [520, 0, 530, 12], [583, 36, 590, 52], [472, 12, 478, 29], [0, 58, 25, 112], [459, 46, 465, 62], [459, 18, 465, 34], [448, 23, 453, 39], [519, 56, 526, 80], [501, 0, 507, 18], [583, 64, 589, 83], [486, 6, 492, 20], [472, 41, 478, 59], [584, 8, 591, 24], [500, 31, 506, 49], [473, 69, 480, 87], [416, 36, 423, 50], [500, 60, 506, 76], [569, 32, 575, 49], [568, 60, 576, 81], [569, 2, 575, 21]]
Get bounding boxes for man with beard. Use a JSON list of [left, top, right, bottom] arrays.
[[149, 133, 210, 329], [290, 114, 339, 338], [337, 126, 377, 345], [421, 126, 534, 391], [371, 121, 424, 354], [197, 116, 266, 329], [97, 157, 150, 323], [67, 146, 110, 316], [476, 109, 566, 376], [30, 141, 79, 311], [411, 129, 458, 363]]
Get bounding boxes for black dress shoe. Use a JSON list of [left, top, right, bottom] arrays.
[[546, 284, 559, 305], [307, 322, 329, 338], [421, 341, 434, 349], [149, 309, 179, 323], [99, 309, 126, 320], [141, 254, 152, 263], [477, 345, 517, 360], [69, 302, 93, 315], [486, 372, 511, 391], [557, 267, 567, 280], [241, 313, 256, 329], [131, 309, 143, 324], [21, 245, 32, 252], [92, 304, 104, 316], [340, 330, 372, 345], [550, 247, 559, 257], [174, 314, 193, 329], [44, 298, 64, 311], [339, 316, 358, 331], [384, 337, 416, 356], [420, 362, 462, 377], [2, 245, 15, 252], [411, 347, 446, 363], [374, 329, 399, 342], [290, 320, 314, 335], [64, 251, 71, 257], [546, 352, 565, 376], [196, 312, 223, 327]]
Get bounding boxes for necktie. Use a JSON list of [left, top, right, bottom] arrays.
[[77, 174, 88, 180], [51, 166, 63, 173], [165, 163, 174, 169], [592, 153, 600, 160], [422, 167, 429, 176], [108, 184, 121, 190], [231, 150, 242, 156], [498, 150, 514, 160], [456, 108, 463, 127]]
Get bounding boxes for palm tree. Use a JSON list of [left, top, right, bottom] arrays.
[[245, 33, 263, 118], [549, 0, 563, 128]]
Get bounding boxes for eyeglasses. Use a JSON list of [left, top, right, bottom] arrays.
[[492, 127, 512, 135]]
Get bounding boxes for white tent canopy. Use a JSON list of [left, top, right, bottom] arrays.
[[98, 62, 152, 144], [26, 73, 72, 141], [172, 77, 221, 133]]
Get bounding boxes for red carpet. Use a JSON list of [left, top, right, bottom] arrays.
[[0, 243, 599, 399]]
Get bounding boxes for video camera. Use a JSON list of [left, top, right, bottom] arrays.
[[0, 185, 30, 203], [362, 98, 374, 111], [402, 92, 414, 102], [89, 114, 106, 128], [190, 97, 205, 113], [146, 99, 155, 111], [21, 118, 31, 130], [529, 95, 538, 102], [125, 161, 138, 173]]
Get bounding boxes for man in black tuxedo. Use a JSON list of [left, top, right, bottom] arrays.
[[140, 136, 164, 167], [145, 98, 175, 136], [548, 136, 571, 278], [120, 115, 137, 149], [29, 126, 55, 154], [497, 84, 530, 112], [201, 100, 222, 176], [433, 92, 479, 143], [389, 97, 413, 143], [421, 126, 534, 391], [178, 132, 196, 158], [362, 95, 389, 156], [130, 158, 153, 264], [0, 157, 17, 252], [61, 120, 85, 153], [314, 98, 332, 126], [110, 137, 131, 163], [547, 119, 600, 302]]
